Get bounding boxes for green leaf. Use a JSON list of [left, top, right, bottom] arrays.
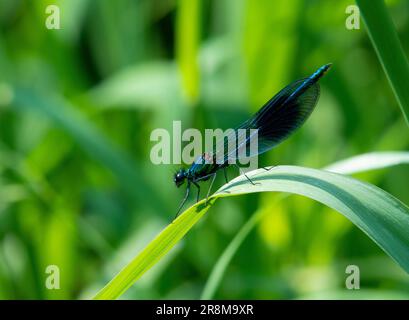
[[356, 0, 409, 126], [324, 151, 409, 174], [202, 151, 409, 299], [176, 0, 201, 104], [93, 198, 212, 299], [93, 165, 409, 300], [200, 196, 282, 300]]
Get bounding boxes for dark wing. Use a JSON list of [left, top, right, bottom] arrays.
[[250, 78, 320, 152], [213, 78, 320, 164]]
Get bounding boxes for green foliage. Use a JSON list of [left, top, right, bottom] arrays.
[[202, 152, 409, 299], [357, 0, 409, 126], [94, 165, 409, 299], [0, 0, 408, 300], [176, 0, 201, 103]]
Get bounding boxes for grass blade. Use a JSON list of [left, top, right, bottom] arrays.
[[176, 0, 201, 104], [93, 164, 409, 299], [202, 151, 409, 299], [324, 151, 409, 174], [356, 0, 409, 125], [93, 199, 212, 299], [200, 195, 284, 300]]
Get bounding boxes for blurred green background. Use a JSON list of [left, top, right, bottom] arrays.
[[0, 0, 409, 299]]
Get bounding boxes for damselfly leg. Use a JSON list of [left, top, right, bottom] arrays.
[[174, 181, 191, 220], [234, 164, 259, 185], [205, 173, 217, 205]]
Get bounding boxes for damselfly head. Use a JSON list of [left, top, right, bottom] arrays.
[[174, 168, 187, 187]]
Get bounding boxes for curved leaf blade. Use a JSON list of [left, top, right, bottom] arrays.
[[216, 166, 409, 269], [93, 199, 213, 299], [324, 151, 409, 175], [93, 165, 409, 299], [202, 151, 409, 299], [357, 0, 409, 126]]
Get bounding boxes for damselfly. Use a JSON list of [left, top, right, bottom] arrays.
[[174, 63, 332, 217]]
